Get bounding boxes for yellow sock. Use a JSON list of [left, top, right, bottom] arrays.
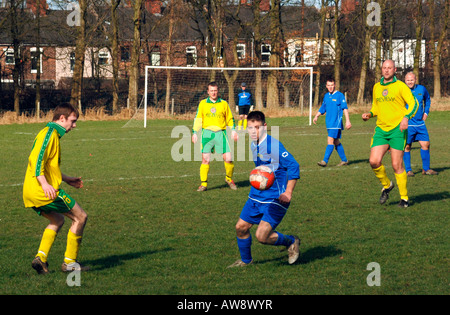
[[200, 163, 210, 187], [243, 119, 247, 130], [36, 228, 57, 263], [64, 230, 82, 264], [373, 165, 391, 189], [395, 171, 408, 201], [238, 120, 242, 130], [224, 161, 234, 182]]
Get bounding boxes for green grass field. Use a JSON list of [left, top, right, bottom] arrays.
[[0, 112, 448, 295]]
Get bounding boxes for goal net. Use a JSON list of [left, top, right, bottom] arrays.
[[125, 66, 313, 128]]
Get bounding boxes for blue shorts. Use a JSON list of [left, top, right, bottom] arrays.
[[239, 198, 289, 229], [407, 125, 429, 144], [327, 129, 342, 139]]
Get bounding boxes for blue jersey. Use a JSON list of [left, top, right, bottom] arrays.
[[249, 134, 300, 202], [407, 85, 430, 127], [238, 90, 252, 106], [319, 91, 348, 129]]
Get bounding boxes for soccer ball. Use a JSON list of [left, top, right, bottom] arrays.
[[249, 166, 275, 190]]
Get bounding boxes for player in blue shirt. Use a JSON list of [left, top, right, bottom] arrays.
[[236, 82, 253, 130], [403, 72, 438, 176], [313, 78, 352, 167], [228, 111, 300, 267]]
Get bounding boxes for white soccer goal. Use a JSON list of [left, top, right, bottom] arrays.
[[129, 66, 313, 128]]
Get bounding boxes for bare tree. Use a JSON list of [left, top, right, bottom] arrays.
[[313, 0, 328, 107], [266, 0, 282, 108], [128, 0, 143, 111], [111, 0, 121, 114]]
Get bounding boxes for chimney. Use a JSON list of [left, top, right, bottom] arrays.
[[26, 0, 48, 16], [145, 0, 162, 15]]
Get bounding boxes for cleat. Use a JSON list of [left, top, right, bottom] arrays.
[[407, 171, 415, 177], [398, 199, 409, 208], [197, 185, 207, 192], [336, 161, 349, 166], [422, 169, 438, 175], [225, 179, 237, 190], [317, 160, 327, 167], [227, 259, 252, 268], [287, 236, 300, 264], [32, 256, 49, 275], [61, 262, 90, 272], [379, 181, 394, 205]]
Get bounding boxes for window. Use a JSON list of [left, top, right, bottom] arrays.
[[186, 46, 197, 67], [237, 44, 246, 59], [261, 44, 271, 65], [98, 50, 109, 65], [121, 46, 130, 62], [5, 49, 14, 65], [30, 47, 43, 74], [150, 51, 160, 66], [70, 52, 75, 71]]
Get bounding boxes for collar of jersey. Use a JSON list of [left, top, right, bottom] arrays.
[[46, 122, 66, 138], [206, 97, 223, 104], [380, 76, 398, 86]]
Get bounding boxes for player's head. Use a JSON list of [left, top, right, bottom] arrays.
[[382, 60, 396, 81], [247, 111, 267, 142], [207, 81, 219, 101], [404, 72, 417, 89], [241, 82, 246, 90], [326, 77, 336, 93], [53, 103, 79, 133]]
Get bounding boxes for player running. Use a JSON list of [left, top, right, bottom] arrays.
[[192, 82, 238, 191], [228, 111, 300, 267], [362, 60, 419, 208], [313, 77, 352, 167], [403, 72, 438, 176], [24, 103, 89, 274]]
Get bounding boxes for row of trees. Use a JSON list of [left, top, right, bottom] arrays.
[[0, 0, 449, 116]]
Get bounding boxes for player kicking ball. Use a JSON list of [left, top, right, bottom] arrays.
[[228, 111, 300, 268], [24, 103, 89, 274]]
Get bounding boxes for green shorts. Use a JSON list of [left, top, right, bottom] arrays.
[[371, 125, 407, 151], [201, 129, 231, 154], [32, 189, 76, 216]]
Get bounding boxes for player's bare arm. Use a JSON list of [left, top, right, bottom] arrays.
[[399, 117, 409, 132], [279, 179, 297, 205], [344, 109, 352, 129], [362, 112, 371, 121], [37, 175, 57, 200], [62, 174, 84, 189]]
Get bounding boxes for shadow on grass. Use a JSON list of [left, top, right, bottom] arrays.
[[257, 245, 343, 266], [84, 248, 173, 271]]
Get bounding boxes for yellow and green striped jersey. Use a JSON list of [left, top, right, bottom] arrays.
[[370, 76, 419, 132], [23, 122, 66, 208], [192, 97, 235, 133]]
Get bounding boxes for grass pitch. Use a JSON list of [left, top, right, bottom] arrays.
[[0, 112, 448, 295]]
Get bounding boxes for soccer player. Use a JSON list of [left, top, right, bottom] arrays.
[[236, 82, 253, 131], [313, 77, 352, 167], [362, 60, 419, 208], [24, 103, 89, 274], [228, 111, 300, 267], [192, 82, 238, 191], [403, 72, 438, 176]]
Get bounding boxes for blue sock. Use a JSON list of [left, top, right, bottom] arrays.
[[237, 235, 252, 264], [421, 149, 430, 171], [335, 143, 347, 162], [274, 232, 294, 247], [403, 151, 412, 172], [323, 144, 334, 163]]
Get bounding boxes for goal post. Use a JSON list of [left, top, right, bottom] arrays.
[[138, 66, 313, 128]]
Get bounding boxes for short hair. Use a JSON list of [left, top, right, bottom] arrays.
[[247, 110, 265, 124], [52, 103, 79, 121], [326, 77, 335, 83], [208, 81, 218, 89]]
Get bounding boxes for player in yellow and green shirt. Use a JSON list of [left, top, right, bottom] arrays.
[[362, 60, 418, 208], [24, 103, 89, 274], [192, 82, 238, 191]]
